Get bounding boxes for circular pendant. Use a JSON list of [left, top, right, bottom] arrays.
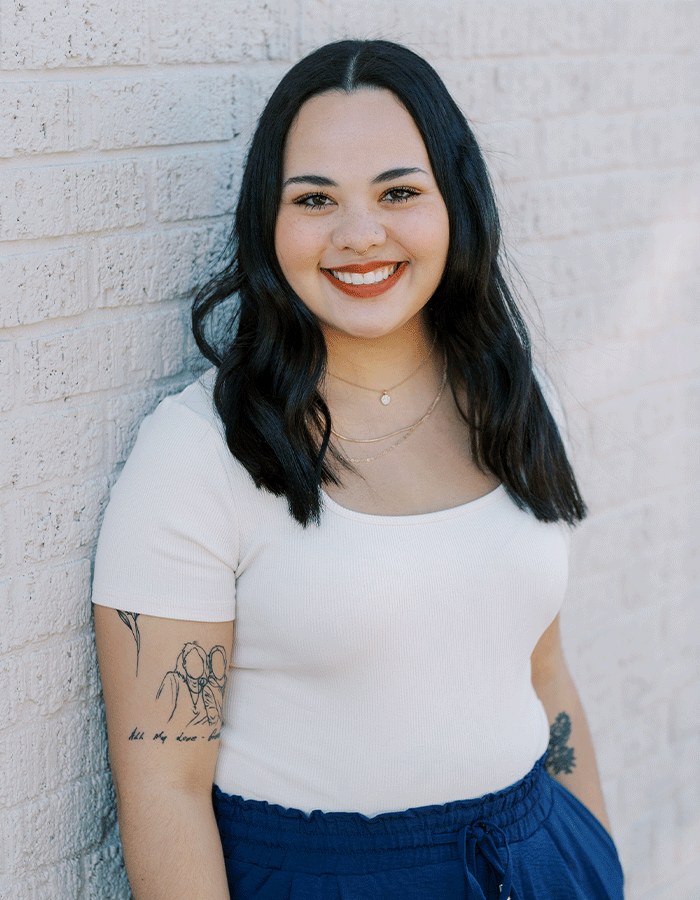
[[380, 393, 391, 405]]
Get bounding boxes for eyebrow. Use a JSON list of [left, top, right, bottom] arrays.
[[282, 167, 428, 189]]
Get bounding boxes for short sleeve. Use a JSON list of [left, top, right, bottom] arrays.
[[92, 390, 239, 622]]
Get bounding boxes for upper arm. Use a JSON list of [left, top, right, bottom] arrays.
[[530, 613, 568, 689], [94, 606, 234, 801]]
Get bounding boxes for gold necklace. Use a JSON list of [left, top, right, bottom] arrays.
[[330, 421, 416, 443], [327, 335, 436, 406], [341, 361, 448, 463]]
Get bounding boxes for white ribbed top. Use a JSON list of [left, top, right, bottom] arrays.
[[93, 370, 569, 815]]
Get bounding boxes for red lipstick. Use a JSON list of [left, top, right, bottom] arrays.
[[321, 261, 407, 298]]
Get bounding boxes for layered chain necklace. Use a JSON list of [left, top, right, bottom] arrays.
[[330, 356, 448, 463]]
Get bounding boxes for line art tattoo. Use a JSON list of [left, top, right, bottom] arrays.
[[156, 641, 227, 736], [117, 610, 141, 675], [545, 711, 576, 775]]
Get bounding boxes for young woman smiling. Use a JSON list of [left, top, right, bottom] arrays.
[[93, 40, 624, 900]]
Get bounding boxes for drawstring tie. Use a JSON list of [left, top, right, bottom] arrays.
[[434, 819, 514, 900]]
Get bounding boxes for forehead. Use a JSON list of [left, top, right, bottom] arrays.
[[282, 88, 431, 177]]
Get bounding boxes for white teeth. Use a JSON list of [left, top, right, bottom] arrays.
[[330, 264, 399, 285]]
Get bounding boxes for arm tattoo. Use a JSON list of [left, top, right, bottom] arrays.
[[545, 711, 576, 775], [125, 627, 228, 744], [117, 610, 141, 675], [155, 642, 227, 738]]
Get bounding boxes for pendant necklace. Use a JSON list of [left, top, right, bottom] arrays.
[[327, 335, 436, 406], [332, 358, 448, 463]]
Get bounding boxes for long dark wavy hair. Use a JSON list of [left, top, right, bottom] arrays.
[[192, 39, 586, 527]]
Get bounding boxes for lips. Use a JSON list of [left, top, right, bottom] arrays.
[[321, 261, 407, 298]]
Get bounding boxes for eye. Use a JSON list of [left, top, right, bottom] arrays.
[[381, 186, 420, 203], [293, 192, 335, 210]]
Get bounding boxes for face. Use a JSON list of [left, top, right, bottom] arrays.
[[275, 89, 450, 342]]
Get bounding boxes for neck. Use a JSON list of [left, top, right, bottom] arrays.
[[323, 318, 434, 391], [322, 318, 445, 439]]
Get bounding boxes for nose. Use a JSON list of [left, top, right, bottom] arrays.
[[331, 205, 386, 255]]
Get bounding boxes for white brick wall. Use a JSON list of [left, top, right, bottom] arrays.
[[0, 2, 698, 897]]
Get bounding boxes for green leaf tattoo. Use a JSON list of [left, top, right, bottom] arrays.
[[545, 711, 576, 775]]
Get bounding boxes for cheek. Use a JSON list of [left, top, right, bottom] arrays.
[[274, 212, 323, 276], [407, 208, 450, 270]]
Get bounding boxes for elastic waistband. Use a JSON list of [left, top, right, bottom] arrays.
[[213, 754, 553, 868]]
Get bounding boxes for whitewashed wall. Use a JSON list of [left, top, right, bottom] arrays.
[[0, 2, 698, 898]]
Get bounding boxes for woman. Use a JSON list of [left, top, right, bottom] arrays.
[[93, 39, 624, 899]]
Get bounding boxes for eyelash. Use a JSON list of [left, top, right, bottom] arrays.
[[292, 186, 421, 209]]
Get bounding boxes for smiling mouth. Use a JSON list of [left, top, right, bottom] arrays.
[[328, 263, 400, 285], [321, 261, 407, 297]]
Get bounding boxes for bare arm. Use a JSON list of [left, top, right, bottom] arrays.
[[531, 613, 612, 834], [94, 605, 234, 900]]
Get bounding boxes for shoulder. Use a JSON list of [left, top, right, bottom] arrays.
[[93, 369, 242, 620], [114, 368, 244, 497], [134, 368, 222, 456]]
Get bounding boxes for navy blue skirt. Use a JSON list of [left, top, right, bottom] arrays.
[[213, 754, 624, 899]]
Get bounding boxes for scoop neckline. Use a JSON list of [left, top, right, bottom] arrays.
[[320, 483, 506, 524]]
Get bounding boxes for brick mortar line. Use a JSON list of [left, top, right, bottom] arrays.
[[0, 220, 229, 255]]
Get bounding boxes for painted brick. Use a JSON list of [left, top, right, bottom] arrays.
[[7, 774, 113, 873], [660, 591, 700, 676], [544, 3, 627, 53], [94, 226, 227, 307], [295, 0, 401, 57], [452, 3, 552, 57], [16, 478, 106, 565], [575, 609, 664, 721], [0, 407, 103, 491], [1, 861, 82, 900], [153, 149, 241, 223], [151, 0, 277, 63], [668, 681, 700, 743], [0, 342, 15, 412], [0, 161, 146, 241], [509, 171, 683, 242], [564, 323, 700, 409], [87, 75, 234, 150], [24, 634, 100, 716], [19, 328, 107, 402], [0, 82, 82, 158], [0, 703, 107, 807], [0, 560, 92, 654], [618, 763, 683, 858], [540, 297, 596, 349], [0, 652, 26, 728], [1, 0, 148, 69], [81, 842, 132, 900], [465, 58, 601, 122], [591, 699, 667, 774], [0, 248, 89, 328], [0, 506, 6, 572], [686, 379, 700, 429], [473, 119, 539, 185], [572, 504, 661, 574], [585, 435, 698, 513], [620, 1, 700, 53], [523, 230, 649, 300], [231, 65, 293, 147], [616, 544, 684, 613], [19, 311, 188, 403], [118, 311, 190, 382]]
